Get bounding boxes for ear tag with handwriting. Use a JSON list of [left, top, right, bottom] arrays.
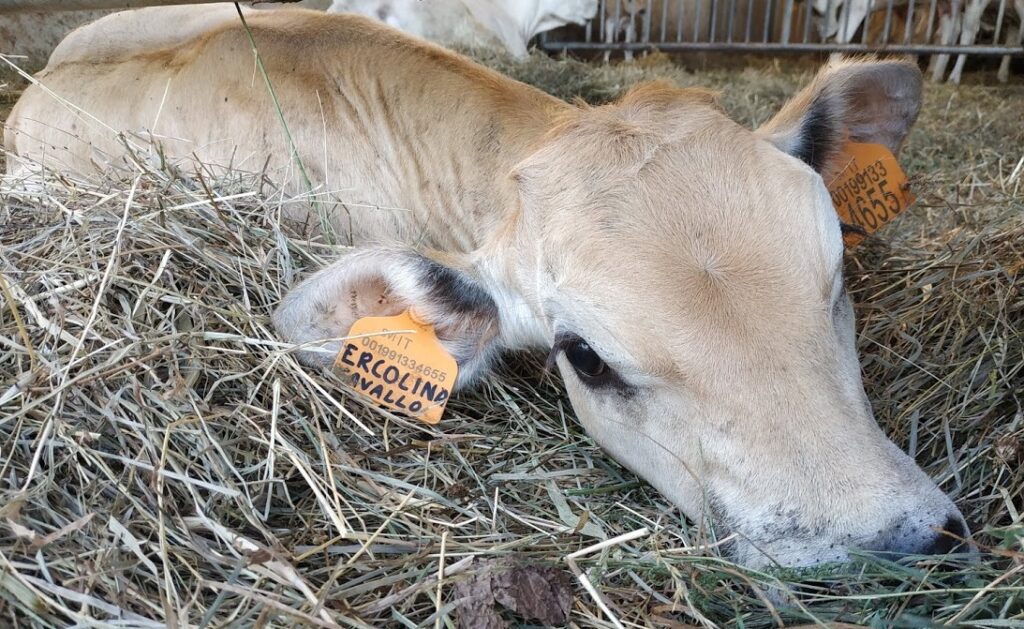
[[827, 141, 916, 248], [335, 310, 458, 424]]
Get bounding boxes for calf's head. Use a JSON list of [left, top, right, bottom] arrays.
[[274, 59, 968, 568]]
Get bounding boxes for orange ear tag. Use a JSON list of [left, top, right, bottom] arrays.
[[335, 310, 458, 425], [827, 141, 916, 248]]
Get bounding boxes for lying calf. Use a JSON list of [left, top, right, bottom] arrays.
[[5, 5, 968, 568]]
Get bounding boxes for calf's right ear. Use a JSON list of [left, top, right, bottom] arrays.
[[756, 58, 923, 181], [273, 247, 501, 389]]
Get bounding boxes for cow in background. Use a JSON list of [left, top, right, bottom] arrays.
[[326, 0, 599, 57], [0, 0, 595, 72]]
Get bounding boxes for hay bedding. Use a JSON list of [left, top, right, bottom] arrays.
[[0, 54, 1021, 628]]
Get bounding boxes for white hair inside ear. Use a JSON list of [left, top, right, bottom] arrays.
[[273, 247, 502, 389]]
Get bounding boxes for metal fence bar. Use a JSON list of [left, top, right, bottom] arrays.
[[925, 0, 939, 42], [694, 0, 703, 42], [669, 0, 677, 41], [643, 0, 654, 42], [678, 0, 686, 42], [803, 0, 814, 42], [661, 0, 670, 41], [749, 0, 757, 42], [780, 0, 794, 42], [993, 0, 1008, 44], [726, 0, 736, 42], [859, 1, 871, 44], [903, 0, 917, 44], [881, 0, 896, 45], [709, 0, 719, 42], [598, 0, 607, 45]]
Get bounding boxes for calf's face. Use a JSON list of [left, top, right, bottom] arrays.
[[273, 59, 968, 568], [509, 62, 967, 567]]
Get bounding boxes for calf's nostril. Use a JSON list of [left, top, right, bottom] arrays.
[[921, 516, 968, 556], [945, 516, 968, 539]]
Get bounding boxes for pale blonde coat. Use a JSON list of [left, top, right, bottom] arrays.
[[5, 6, 966, 567]]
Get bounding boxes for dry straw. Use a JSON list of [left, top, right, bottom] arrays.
[[1, 53, 1021, 627]]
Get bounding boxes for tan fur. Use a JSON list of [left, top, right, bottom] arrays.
[[6, 6, 562, 252], [5, 6, 965, 568]]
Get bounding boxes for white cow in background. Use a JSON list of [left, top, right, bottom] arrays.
[[326, 0, 599, 57], [0, 0, 596, 71]]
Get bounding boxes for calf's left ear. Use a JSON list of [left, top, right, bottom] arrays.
[[756, 58, 922, 181], [273, 247, 501, 390]]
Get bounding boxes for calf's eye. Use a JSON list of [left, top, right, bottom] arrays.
[[565, 339, 607, 378], [549, 333, 634, 396]]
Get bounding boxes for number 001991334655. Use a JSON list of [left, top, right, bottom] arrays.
[[827, 141, 916, 248]]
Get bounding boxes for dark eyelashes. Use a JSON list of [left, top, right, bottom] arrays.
[[547, 332, 585, 371]]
